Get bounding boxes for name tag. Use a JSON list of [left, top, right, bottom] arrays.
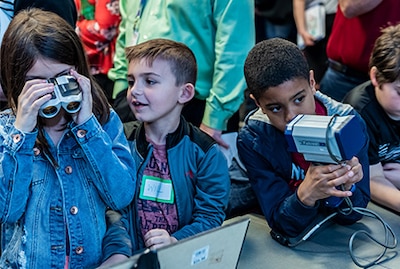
[[139, 175, 174, 204]]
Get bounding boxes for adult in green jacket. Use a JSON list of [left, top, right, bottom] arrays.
[[108, 0, 255, 148]]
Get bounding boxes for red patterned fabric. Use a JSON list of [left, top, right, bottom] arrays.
[[75, 0, 121, 75]]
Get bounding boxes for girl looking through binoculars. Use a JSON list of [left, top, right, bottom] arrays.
[[0, 8, 136, 268]]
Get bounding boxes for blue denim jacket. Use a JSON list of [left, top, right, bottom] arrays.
[[0, 109, 136, 268]]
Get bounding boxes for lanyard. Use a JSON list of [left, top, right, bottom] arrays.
[[133, 0, 147, 32]]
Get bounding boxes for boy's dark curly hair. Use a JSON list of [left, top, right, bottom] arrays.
[[244, 38, 310, 100]]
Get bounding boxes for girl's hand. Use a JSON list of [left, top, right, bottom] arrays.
[[70, 69, 93, 125], [144, 229, 178, 250], [14, 79, 54, 132]]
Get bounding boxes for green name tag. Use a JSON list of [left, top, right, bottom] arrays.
[[139, 175, 174, 204]]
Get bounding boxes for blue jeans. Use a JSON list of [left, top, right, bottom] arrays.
[[319, 67, 369, 102], [263, 19, 296, 41]]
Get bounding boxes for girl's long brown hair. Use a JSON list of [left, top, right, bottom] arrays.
[[0, 8, 110, 163]]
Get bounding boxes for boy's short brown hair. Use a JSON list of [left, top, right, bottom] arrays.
[[125, 38, 197, 87], [369, 23, 400, 85]]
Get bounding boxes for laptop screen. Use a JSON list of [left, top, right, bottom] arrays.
[[107, 217, 250, 269]]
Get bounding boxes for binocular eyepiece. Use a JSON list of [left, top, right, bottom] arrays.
[[39, 75, 82, 118]]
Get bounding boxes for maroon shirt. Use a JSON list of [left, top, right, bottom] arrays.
[[138, 142, 179, 239], [327, 1, 400, 73], [289, 99, 327, 191]]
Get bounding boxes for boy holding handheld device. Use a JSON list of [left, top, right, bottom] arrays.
[[237, 38, 370, 240]]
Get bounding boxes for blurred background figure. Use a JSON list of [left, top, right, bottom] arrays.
[[242, 0, 296, 120], [75, 0, 121, 104], [14, 0, 77, 26], [319, 0, 400, 101], [293, 0, 337, 87], [254, 0, 297, 43]]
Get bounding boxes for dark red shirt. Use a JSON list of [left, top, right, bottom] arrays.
[[289, 99, 327, 190], [327, 1, 400, 73]]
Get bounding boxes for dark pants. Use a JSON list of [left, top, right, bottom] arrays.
[[225, 180, 262, 219], [319, 67, 369, 102]]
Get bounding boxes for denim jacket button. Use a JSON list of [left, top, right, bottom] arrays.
[[77, 129, 87, 138], [33, 147, 41, 156], [12, 134, 21, 143], [75, 246, 84, 254], [70, 206, 78, 215], [65, 166, 73, 174]]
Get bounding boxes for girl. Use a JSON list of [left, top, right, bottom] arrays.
[[0, 8, 135, 268]]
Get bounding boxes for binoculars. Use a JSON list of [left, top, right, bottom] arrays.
[[39, 75, 82, 118]]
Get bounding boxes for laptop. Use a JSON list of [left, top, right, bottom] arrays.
[[107, 217, 250, 269]]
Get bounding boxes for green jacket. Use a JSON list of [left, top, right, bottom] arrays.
[[108, 0, 255, 130]]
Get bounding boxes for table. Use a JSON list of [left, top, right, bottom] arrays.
[[231, 202, 400, 269]]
